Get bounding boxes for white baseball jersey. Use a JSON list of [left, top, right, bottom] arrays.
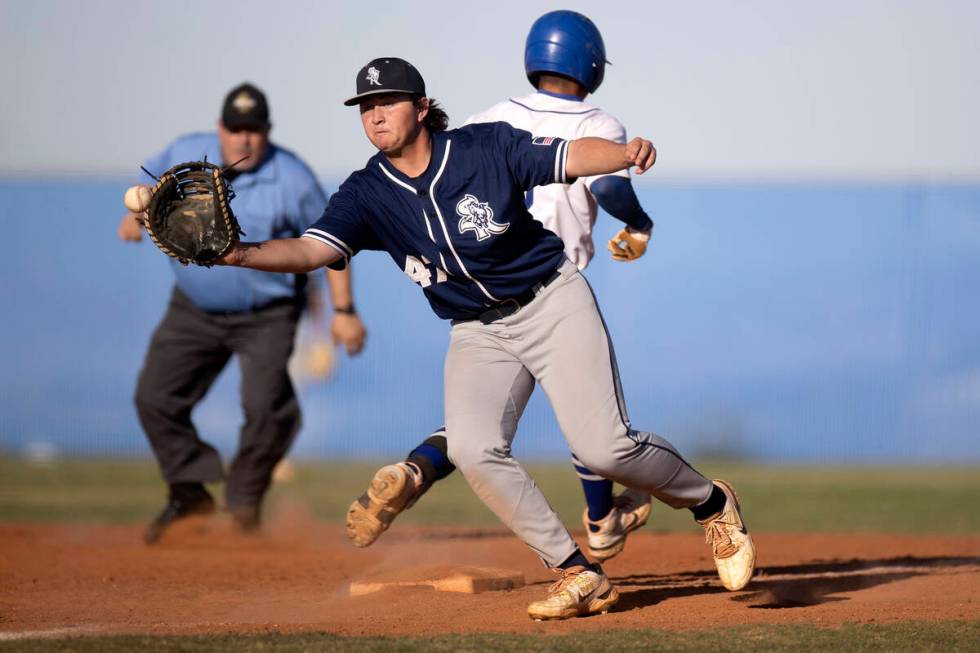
[[465, 92, 630, 269]]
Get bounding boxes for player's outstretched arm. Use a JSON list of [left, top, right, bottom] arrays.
[[566, 136, 657, 178], [219, 237, 342, 273]]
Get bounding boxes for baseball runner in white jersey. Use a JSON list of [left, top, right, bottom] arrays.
[[466, 93, 637, 268]]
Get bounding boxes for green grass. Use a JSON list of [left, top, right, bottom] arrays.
[[2, 622, 978, 652], [1, 456, 979, 534]]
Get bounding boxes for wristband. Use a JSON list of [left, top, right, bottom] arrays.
[[625, 225, 652, 241], [334, 304, 357, 315]]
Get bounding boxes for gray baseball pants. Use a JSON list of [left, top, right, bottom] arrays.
[[445, 259, 713, 567]]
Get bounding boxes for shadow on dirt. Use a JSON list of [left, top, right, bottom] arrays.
[[612, 555, 980, 612], [388, 528, 514, 542]]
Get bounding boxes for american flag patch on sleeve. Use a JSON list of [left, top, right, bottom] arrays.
[[532, 136, 557, 146]]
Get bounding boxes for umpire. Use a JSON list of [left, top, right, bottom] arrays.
[[118, 83, 365, 543]]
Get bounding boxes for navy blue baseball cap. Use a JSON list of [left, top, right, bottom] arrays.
[[344, 57, 426, 106]]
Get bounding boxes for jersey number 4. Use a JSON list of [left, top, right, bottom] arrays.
[[403, 255, 447, 288]]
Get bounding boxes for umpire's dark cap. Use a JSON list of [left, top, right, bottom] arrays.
[[222, 83, 270, 130], [344, 57, 426, 106]]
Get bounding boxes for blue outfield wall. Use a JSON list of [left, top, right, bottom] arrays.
[[0, 179, 978, 463]]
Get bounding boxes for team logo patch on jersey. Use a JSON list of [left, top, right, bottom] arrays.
[[366, 66, 381, 86], [532, 136, 557, 146], [456, 194, 509, 241]]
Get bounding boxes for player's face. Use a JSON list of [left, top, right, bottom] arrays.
[[217, 122, 270, 171], [359, 93, 425, 153]]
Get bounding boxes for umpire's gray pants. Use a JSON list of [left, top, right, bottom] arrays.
[[134, 288, 302, 511], [445, 259, 713, 567]]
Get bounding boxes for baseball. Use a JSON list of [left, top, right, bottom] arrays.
[[123, 185, 152, 213]]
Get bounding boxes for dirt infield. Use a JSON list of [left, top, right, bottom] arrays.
[[1, 511, 978, 639]]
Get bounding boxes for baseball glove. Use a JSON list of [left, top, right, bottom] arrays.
[[143, 161, 242, 266]]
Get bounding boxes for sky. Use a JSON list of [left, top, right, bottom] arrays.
[[1, 0, 978, 180]]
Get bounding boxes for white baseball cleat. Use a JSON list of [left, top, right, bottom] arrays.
[[583, 488, 652, 561], [697, 479, 756, 591], [527, 565, 619, 621], [346, 462, 422, 547]]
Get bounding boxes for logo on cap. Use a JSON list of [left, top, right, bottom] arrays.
[[366, 66, 381, 86], [232, 91, 257, 114]]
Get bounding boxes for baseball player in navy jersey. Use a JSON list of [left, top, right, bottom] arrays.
[[215, 57, 755, 620], [346, 11, 658, 564]]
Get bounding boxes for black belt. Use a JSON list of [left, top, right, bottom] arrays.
[[472, 268, 563, 325]]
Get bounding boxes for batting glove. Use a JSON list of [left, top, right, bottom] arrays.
[[607, 226, 651, 262]]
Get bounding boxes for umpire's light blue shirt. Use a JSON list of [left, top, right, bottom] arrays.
[[141, 132, 327, 313]]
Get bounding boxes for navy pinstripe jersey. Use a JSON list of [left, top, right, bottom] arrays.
[[303, 122, 571, 320]]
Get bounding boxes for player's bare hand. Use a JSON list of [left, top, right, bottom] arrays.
[[624, 138, 656, 175], [118, 213, 145, 242], [331, 312, 367, 356]]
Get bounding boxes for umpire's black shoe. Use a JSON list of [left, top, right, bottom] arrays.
[[230, 505, 261, 534], [143, 483, 216, 545]]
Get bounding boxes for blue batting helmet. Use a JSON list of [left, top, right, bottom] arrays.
[[524, 10, 608, 94]]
